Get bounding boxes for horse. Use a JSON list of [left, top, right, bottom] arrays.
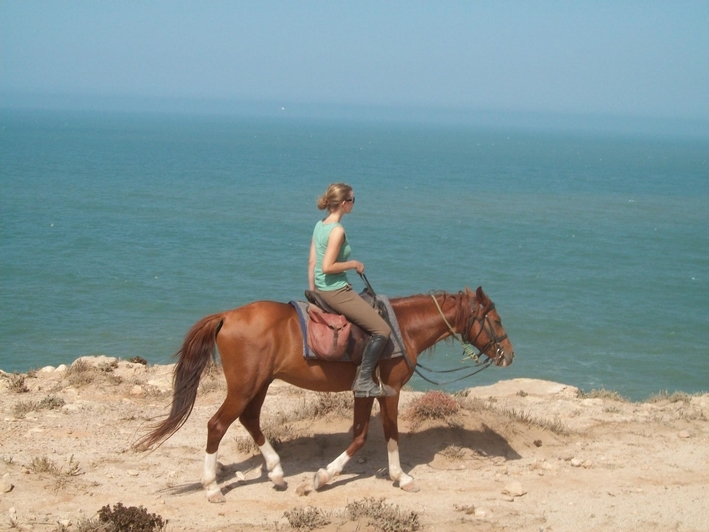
[[135, 286, 514, 502]]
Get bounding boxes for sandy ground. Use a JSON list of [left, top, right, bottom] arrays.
[[1, 356, 708, 532]]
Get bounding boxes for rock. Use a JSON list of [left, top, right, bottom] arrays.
[[129, 385, 144, 397], [127, 470, 139, 477], [502, 480, 527, 497], [570, 458, 583, 467], [59, 519, 71, 527], [678, 430, 691, 439], [55, 364, 68, 373], [1, 478, 14, 493], [39, 366, 56, 373], [582, 460, 594, 469]]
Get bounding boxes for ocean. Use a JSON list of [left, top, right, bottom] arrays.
[[1, 109, 707, 400]]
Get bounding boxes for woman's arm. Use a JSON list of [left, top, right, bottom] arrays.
[[321, 226, 363, 275], [308, 239, 317, 291]]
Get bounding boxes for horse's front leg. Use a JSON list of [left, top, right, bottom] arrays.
[[238, 382, 287, 489], [379, 395, 419, 492], [313, 396, 375, 490]]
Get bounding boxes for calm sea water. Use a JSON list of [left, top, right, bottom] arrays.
[[1, 109, 707, 400]]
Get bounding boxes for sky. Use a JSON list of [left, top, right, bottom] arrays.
[[1, 1, 708, 126]]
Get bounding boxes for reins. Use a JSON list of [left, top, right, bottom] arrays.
[[359, 274, 495, 386]]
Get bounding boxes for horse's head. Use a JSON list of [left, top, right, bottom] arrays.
[[464, 286, 515, 367]]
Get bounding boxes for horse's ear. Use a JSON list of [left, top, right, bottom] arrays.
[[465, 286, 475, 298], [475, 286, 488, 304]]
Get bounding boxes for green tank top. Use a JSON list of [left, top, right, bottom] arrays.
[[312, 220, 352, 291]]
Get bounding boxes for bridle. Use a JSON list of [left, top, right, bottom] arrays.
[[413, 293, 508, 386]]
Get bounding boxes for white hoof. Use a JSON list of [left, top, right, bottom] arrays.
[[268, 470, 287, 489], [207, 488, 226, 503], [400, 479, 420, 492], [313, 468, 330, 490]]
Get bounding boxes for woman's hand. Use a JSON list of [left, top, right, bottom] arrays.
[[353, 261, 365, 274]]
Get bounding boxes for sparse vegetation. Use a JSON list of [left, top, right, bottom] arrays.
[[405, 390, 459, 429], [647, 390, 693, 403], [97, 503, 167, 532], [13, 394, 65, 418], [8, 373, 30, 393], [577, 388, 628, 402], [440, 445, 466, 460], [67, 359, 96, 386], [345, 497, 420, 532], [283, 506, 331, 531]]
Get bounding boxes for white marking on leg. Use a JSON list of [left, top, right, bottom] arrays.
[[259, 440, 285, 487], [387, 439, 416, 490], [202, 451, 225, 503], [314, 450, 350, 490]]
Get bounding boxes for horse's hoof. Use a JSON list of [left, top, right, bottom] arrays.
[[400, 480, 420, 493], [313, 468, 329, 490], [268, 471, 287, 489], [207, 489, 226, 503]]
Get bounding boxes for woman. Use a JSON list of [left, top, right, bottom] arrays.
[[308, 183, 396, 398]]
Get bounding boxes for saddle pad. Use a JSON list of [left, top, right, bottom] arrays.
[[289, 296, 405, 361]]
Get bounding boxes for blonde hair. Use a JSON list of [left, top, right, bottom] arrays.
[[317, 183, 353, 211]]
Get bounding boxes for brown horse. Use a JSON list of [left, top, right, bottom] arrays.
[[136, 286, 514, 502]]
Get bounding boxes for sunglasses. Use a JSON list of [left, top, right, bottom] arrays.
[[344, 197, 355, 204]]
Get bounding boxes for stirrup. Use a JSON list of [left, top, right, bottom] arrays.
[[353, 382, 397, 398]]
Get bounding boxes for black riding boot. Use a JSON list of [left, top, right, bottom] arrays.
[[352, 335, 397, 398]]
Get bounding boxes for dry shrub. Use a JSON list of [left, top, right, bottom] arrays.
[[29, 456, 61, 475], [8, 373, 30, 393], [97, 503, 167, 532], [296, 392, 353, 420], [647, 390, 693, 403], [498, 407, 570, 436], [67, 359, 96, 386], [12, 394, 65, 418], [283, 506, 331, 531], [346, 497, 420, 532], [406, 391, 459, 428], [577, 388, 628, 402]]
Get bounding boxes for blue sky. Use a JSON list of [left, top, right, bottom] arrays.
[[1, 1, 708, 123]]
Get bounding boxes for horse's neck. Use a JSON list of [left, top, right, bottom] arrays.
[[392, 294, 464, 355]]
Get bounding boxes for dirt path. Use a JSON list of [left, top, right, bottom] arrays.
[[2, 357, 708, 531]]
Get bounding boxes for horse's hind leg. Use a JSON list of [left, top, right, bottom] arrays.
[[202, 392, 248, 503], [238, 381, 286, 489]]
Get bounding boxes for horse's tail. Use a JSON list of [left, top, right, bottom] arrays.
[[134, 313, 224, 451]]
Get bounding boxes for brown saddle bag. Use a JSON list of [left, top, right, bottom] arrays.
[[306, 305, 352, 360]]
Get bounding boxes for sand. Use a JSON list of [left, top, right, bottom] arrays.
[[2, 356, 708, 532]]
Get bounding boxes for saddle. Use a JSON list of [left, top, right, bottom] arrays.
[[289, 290, 404, 364]]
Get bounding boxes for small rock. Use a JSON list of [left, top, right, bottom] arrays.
[[59, 519, 71, 527], [129, 385, 144, 397], [55, 364, 68, 373], [1, 479, 14, 493], [678, 430, 691, 439], [502, 480, 527, 497], [570, 458, 583, 467], [127, 470, 139, 477], [39, 366, 56, 373], [582, 460, 593, 469]]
